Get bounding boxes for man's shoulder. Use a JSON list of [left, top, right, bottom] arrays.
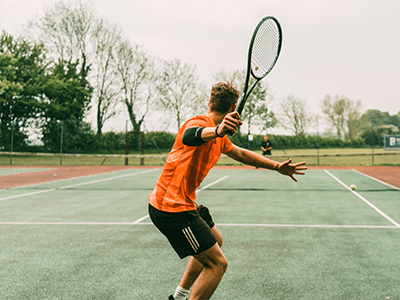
[[192, 115, 212, 123], [184, 115, 212, 127]]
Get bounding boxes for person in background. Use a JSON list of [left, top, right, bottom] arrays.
[[261, 135, 272, 156]]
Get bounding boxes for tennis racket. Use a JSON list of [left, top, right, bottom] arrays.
[[228, 16, 282, 135]]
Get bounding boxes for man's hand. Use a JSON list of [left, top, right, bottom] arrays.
[[277, 159, 307, 182], [218, 111, 243, 136]]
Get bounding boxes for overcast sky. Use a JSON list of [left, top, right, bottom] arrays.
[[1, 0, 399, 133]]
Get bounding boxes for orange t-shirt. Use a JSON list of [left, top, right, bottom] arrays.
[[148, 115, 233, 213]]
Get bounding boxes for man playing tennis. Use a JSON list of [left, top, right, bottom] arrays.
[[149, 82, 306, 300]]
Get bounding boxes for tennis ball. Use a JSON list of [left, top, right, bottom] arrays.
[[350, 184, 356, 190], [54, 173, 57, 177]]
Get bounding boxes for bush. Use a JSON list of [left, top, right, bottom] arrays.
[[16, 129, 375, 155], [228, 133, 370, 151], [143, 131, 176, 152]]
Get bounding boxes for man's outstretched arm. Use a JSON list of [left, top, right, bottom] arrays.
[[225, 145, 307, 182]]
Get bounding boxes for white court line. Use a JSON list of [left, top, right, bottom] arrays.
[[352, 169, 400, 191], [325, 169, 400, 229], [0, 189, 57, 202], [132, 215, 151, 224], [0, 222, 134, 225], [0, 222, 397, 229], [196, 175, 229, 193], [58, 169, 158, 190], [216, 223, 398, 229], [0, 169, 159, 202], [131, 175, 230, 224]]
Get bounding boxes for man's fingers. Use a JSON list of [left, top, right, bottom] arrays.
[[225, 117, 242, 127], [220, 122, 239, 135], [229, 111, 241, 119], [293, 161, 307, 168], [294, 171, 306, 175], [223, 118, 241, 132], [276, 159, 306, 182], [295, 167, 307, 171]]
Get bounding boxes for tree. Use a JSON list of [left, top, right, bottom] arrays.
[[262, 111, 278, 133], [243, 82, 276, 135], [360, 109, 400, 130], [0, 32, 47, 150], [281, 95, 312, 137], [40, 60, 93, 151], [321, 94, 362, 140], [26, 0, 95, 78], [359, 109, 400, 147], [192, 81, 211, 116], [92, 19, 124, 135], [115, 41, 158, 133], [26, 0, 123, 135], [156, 58, 201, 131]]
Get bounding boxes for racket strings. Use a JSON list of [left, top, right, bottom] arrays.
[[253, 28, 279, 74], [254, 23, 280, 63], [251, 20, 281, 78]]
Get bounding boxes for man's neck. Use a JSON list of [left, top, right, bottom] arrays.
[[207, 111, 225, 125]]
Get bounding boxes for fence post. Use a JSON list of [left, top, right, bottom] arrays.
[[317, 118, 320, 166], [60, 120, 64, 165], [371, 121, 374, 166], [140, 132, 144, 166], [10, 120, 14, 165], [125, 131, 129, 166]]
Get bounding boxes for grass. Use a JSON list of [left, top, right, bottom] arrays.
[[218, 148, 399, 166]]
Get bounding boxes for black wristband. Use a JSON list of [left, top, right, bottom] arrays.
[[215, 124, 224, 137]]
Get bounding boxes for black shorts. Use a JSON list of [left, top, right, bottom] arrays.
[[149, 204, 217, 259]]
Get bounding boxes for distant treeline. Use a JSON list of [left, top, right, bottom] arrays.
[[4, 126, 389, 155]]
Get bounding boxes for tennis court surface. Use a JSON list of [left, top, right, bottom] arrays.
[[1, 166, 399, 299]]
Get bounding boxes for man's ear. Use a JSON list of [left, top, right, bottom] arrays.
[[230, 103, 237, 112]]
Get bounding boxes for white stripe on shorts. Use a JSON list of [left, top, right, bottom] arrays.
[[182, 227, 200, 253]]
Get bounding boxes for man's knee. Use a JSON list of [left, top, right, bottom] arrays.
[[195, 244, 228, 274], [204, 256, 227, 276], [210, 252, 228, 274], [219, 256, 228, 273]]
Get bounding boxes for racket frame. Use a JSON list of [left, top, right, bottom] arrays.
[[235, 16, 283, 116]]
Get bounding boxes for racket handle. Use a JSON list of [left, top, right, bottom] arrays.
[[236, 93, 246, 115], [226, 93, 245, 136], [225, 111, 242, 136]]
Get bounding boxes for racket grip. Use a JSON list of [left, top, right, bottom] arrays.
[[225, 113, 241, 136]]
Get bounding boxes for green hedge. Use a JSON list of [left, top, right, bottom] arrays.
[[16, 130, 381, 154]]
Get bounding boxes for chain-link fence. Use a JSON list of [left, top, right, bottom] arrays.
[[0, 119, 399, 166]]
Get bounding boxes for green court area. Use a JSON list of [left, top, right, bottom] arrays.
[[1, 168, 399, 299]]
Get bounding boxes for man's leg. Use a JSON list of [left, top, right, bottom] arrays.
[[189, 243, 228, 300], [178, 226, 223, 291]]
